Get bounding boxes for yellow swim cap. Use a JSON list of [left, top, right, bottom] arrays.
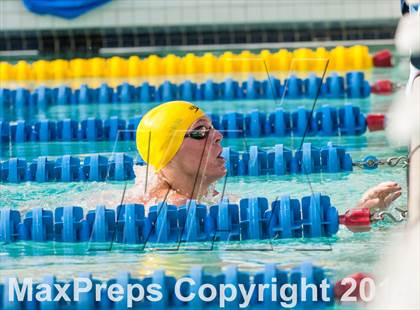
[[136, 101, 205, 171]]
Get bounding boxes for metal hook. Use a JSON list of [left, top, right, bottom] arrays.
[[386, 156, 408, 168], [375, 211, 406, 223], [354, 155, 409, 170], [395, 207, 408, 218]]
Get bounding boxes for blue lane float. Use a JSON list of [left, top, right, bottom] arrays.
[[0, 208, 20, 242], [0, 120, 9, 142], [0, 72, 371, 108], [0, 158, 28, 183], [0, 262, 334, 309], [0, 142, 354, 183], [294, 143, 321, 174], [346, 71, 371, 99], [10, 120, 33, 142], [338, 104, 367, 135], [0, 193, 339, 244], [222, 142, 353, 177], [54, 206, 86, 242], [207, 198, 241, 241], [0, 153, 135, 183], [19, 208, 54, 242], [115, 204, 148, 244], [0, 104, 367, 143], [266, 195, 302, 238]]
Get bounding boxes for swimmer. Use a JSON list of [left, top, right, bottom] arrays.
[[124, 101, 402, 210]]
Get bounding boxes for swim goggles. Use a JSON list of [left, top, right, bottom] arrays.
[[184, 125, 214, 140]]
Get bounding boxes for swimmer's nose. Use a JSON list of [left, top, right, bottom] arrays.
[[212, 128, 223, 144]]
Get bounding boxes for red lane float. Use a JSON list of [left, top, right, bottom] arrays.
[[373, 49, 392, 67], [371, 80, 394, 95], [339, 207, 372, 232], [334, 272, 374, 302], [366, 114, 385, 131]]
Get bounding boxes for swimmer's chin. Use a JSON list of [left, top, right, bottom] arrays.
[[214, 167, 227, 180]]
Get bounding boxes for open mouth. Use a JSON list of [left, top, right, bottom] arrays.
[[216, 150, 224, 159]]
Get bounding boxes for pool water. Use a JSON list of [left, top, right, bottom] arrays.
[[0, 48, 412, 309]]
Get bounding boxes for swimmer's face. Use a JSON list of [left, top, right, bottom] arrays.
[[167, 117, 226, 182]]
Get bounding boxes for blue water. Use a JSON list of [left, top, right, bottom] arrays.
[[0, 51, 412, 309]]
